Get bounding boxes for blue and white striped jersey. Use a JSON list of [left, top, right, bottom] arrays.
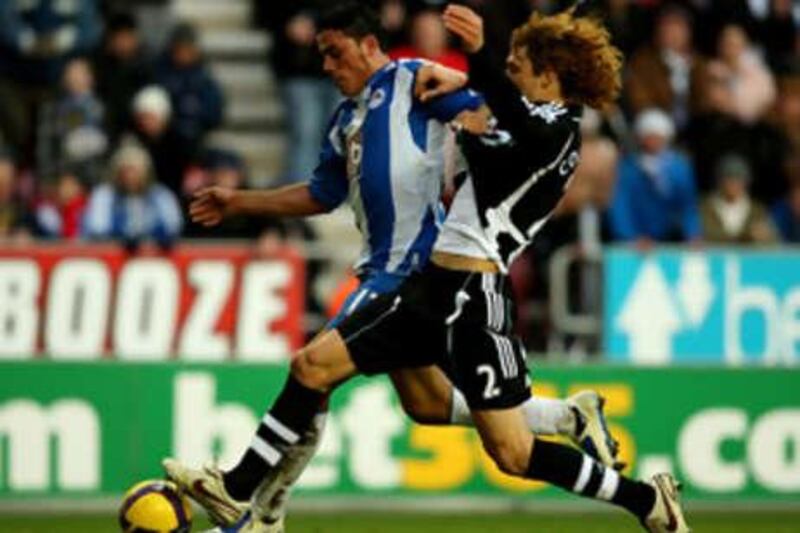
[[309, 59, 483, 280]]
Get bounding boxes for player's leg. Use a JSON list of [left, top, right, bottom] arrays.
[[448, 375, 619, 466], [389, 366, 453, 424], [451, 322, 688, 532], [239, 283, 386, 525], [236, 283, 394, 527], [168, 289, 425, 527], [250, 351, 619, 527], [387, 352, 620, 467], [245, 364, 618, 528], [221, 329, 354, 498], [164, 329, 356, 526], [470, 407, 687, 532], [203, 287, 437, 528]]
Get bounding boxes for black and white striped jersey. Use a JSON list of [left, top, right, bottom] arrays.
[[434, 47, 583, 273]]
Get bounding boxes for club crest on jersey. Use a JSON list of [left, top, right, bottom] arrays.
[[368, 88, 387, 110], [346, 133, 363, 180]]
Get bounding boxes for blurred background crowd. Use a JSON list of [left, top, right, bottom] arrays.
[[0, 0, 798, 349]]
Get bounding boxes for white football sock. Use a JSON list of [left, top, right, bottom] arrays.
[[449, 387, 472, 425], [449, 387, 573, 436], [521, 396, 574, 436]]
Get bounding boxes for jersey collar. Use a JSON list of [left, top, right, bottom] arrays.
[[354, 61, 397, 104]]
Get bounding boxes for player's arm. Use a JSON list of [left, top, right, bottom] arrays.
[[414, 63, 468, 102], [442, 4, 536, 139], [229, 184, 325, 216], [191, 107, 349, 227], [189, 184, 328, 227], [414, 62, 491, 134], [408, 56, 484, 124]]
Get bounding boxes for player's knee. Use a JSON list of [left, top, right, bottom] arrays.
[[486, 439, 530, 477], [290, 350, 331, 392]]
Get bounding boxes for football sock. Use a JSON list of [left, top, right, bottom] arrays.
[[223, 376, 327, 501], [448, 388, 472, 425], [526, 438, 655, 520], [252, 412, 328, 522], [449, 388, 572, 436], [522, 397, 574, 436]]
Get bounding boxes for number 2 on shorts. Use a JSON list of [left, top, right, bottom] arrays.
[[477, 364, 501, 399]]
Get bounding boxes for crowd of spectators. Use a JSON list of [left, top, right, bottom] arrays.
[[0, 0, 227, 249], [3, 1, 798, 247]]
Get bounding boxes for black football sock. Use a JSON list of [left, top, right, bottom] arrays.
[[526, 438, 656, 520], [223, 376, 327, 501]]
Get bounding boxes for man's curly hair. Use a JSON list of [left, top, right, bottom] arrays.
[[511, 9, 623, 110]]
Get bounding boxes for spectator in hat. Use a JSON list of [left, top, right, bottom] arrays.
[[154, 23, 224, 159], [608, 108, 702, 246], [83, 141, 182, 249], [700, 154, 778, 244], [93, 11, 154, 144], [130, 85, 190, 196]]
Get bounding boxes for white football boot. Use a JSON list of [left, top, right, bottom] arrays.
[[643, 473, 691, 532], [566, 390, 622, 469], [162, 459, 248, 527]]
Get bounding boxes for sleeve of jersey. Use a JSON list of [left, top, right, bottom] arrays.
[[466, 47, 535, 139], [308, 124, 348, 212], [424, 87, 485, 122], [404, 58, 484, 121]]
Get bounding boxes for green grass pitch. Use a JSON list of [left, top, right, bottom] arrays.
[[3, 511, 800, 532]]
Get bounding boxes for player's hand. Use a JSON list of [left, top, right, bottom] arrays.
[[415, 63, 468, 102], [189, 186, 236, 226], [443, 4, 484, 53], [453, 105, 491, 134]]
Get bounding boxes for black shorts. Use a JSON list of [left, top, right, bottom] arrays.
[[337, 263, 531, 410]]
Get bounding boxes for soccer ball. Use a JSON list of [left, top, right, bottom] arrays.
[[119, 479, 193, 532]]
